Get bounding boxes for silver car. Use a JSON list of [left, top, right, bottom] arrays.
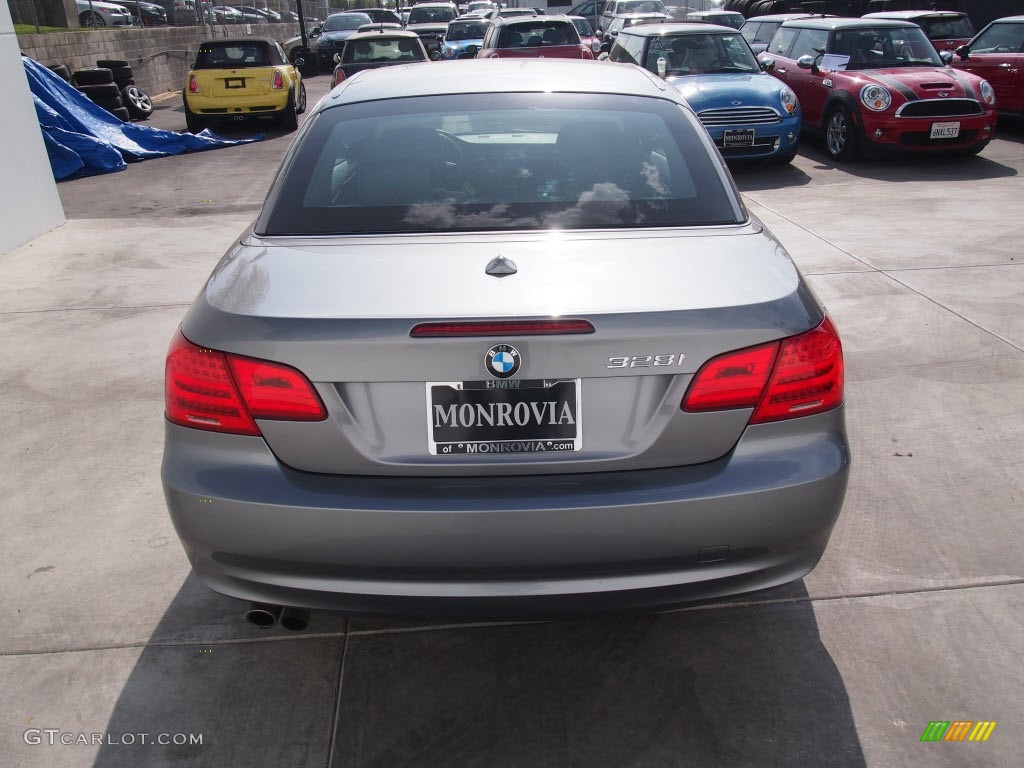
[[163, 60, 849, 624]]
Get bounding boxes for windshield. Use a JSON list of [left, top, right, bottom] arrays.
[[919, 16, 974, 40], [195, 42, 271, 68], [832, 26, 943, 68], [646, 33, 759, 75], [969, 22, 1024, 53], [572, 18, 594, 38], [617, 0, 666, 13], [447, 21, 487, 40], [323, 13, 372, 31], [408, 6, 456, 24], [261, 93, 739, 236]]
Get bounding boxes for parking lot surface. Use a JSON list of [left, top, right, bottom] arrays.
[[2, 74, 1023, 767]]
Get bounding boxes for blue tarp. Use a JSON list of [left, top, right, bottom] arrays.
[[23, 56, 263, 181]]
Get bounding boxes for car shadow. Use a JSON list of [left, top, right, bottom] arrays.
[[797, 139, 1018, 183], [92, 578, 866, 767], [730, 159, 814, 192]]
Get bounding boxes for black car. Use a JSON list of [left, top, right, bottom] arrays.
[[330, 30, 429, 86], [315, 12, 374, 71], [117, 0, 168, 26]]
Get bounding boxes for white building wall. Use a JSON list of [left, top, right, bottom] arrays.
[[0, 2, 66, 256]]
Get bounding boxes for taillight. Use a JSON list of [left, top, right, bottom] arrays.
[[682, 316, 844, 423], [165, 332, 326, 436], [581, 46, 594, 60], [410, 319, 595, 337], [333, 69, 345, 87], [272, 70, 284, 90], [188, 73, 200, 94]]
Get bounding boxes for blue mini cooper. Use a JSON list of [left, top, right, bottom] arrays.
[[608, 23, 802, 163], [440, 18, 488, 59]]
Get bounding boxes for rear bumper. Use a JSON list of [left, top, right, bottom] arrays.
[[186, 92, 290, 115], [163, 407, 850, 617]]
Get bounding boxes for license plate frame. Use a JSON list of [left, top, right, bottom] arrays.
[[723, 128, 755, 147], [929, 121, 960, 139], [426, 379, 582, 455], [223, 77, 246, 89]]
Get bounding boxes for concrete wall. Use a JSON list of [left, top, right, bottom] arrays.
[[16, 22, 301, 96], [0, 2, 65, 255]]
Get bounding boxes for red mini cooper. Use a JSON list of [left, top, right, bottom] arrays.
[[759, 17, 996, 160], [478, 16, 595, 59], [951, 15, 1024, 120]]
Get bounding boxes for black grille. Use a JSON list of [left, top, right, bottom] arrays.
[[699, 107, 781, 126], [897, 99, 983, 118], [899, 129, 979, 147]]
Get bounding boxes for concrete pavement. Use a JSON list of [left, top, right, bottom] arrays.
[[2, 75, 1022, 767]]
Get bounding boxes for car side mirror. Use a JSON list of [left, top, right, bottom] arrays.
[[191, 61, 198, 70], [796, 54, 818, 74], [429, 50, 442, 60], [465, 44, 479, 56], [333, 53, 342, 64], [600, 41, 611, 53], [295, 57, 305, 68], [309, 27, 321, 39], [955, 44, 969, 61], [939, 50, 954, 65], [758, 56, 774, 72]]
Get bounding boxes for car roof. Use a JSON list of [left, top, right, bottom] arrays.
[[745, 13, 837, 23], [622, 22, 735, 36], [323, 59, 673, 109], [347, 29, 421, 40], [989, 15, 1024, 23], [862, 11, 968, 20], [687, 10, 742, 17], [199, 37, 279, 47], [780, 17, 918, 31], [610, 12, 669, 19], [496, 14, 574, 25]]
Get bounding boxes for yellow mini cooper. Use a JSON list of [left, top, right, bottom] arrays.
[[184, 37, 306, 133]]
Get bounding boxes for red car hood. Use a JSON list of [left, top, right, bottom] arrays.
[[853, 67, 979, 99]]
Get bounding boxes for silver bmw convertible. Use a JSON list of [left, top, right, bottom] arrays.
[[163, 60, 849, 623]]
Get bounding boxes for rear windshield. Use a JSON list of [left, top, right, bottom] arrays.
[[195, 43, 273, 68], [447, 21, 488, 40], [260, 93, 739, 236], [919, 16, 974, 40], [616, 0, 667, 14], [344, 37, 425, 62], [408, 6, 457, 24], [498, 21, 580, 47]]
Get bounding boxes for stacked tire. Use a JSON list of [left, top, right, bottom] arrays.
[[724, 0, 791, 15], [70, 60, 154, 122]]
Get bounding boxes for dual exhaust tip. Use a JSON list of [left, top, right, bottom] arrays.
[[245, 602, 310, 632]]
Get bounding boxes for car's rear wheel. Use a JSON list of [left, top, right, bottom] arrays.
[[824, 105, 861, 161], [296, 82, 306, 115], [279, 92, 298, 131], [184, 100, 206, 134]]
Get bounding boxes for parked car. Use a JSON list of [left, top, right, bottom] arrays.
[[601, 12, 669, 48], [183, 37, 305, 132], [212, 5, 243, 23], [331, 29, 429, 86], [611, 23, 800, 162], [599, 0, 666, 33], [951, 15, 1024, 119], [235, 6, 282, 23], [76, 0, 134, 27], [568, 15, 602, 56], [759, 18, 996, 160], [863, 10, 975, 52], [686, 10, 744, 31], [479, 16, 594, 59], [441, 18, 488, 59], [740, 13, 837, 55], [316, 12, 373, 71], [116, 0, 167, 26], [406, 2, 460, 55], [487, 7, 538, 20], [350, 7, 402, 25], [466, 0, 495, 12], [162, 59, 849, 622]]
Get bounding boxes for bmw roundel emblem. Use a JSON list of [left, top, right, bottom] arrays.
[[485, 344, 521, 379]]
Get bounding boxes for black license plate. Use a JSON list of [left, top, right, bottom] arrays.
[[426, 379, 581, 455], [723, 128, 755, 147], [224, 77, 246, 89]]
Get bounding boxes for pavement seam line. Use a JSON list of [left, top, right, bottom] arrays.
[[1, 303, 192, 317], [325, 616, 351, 768], [876, 270, 1024, 354], [2, 579, 1022, 657]]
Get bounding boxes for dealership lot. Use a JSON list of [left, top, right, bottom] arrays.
[[2, 73, 1023, 766]]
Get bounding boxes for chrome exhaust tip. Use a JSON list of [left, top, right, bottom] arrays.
[[245, 602, 282, 629]]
